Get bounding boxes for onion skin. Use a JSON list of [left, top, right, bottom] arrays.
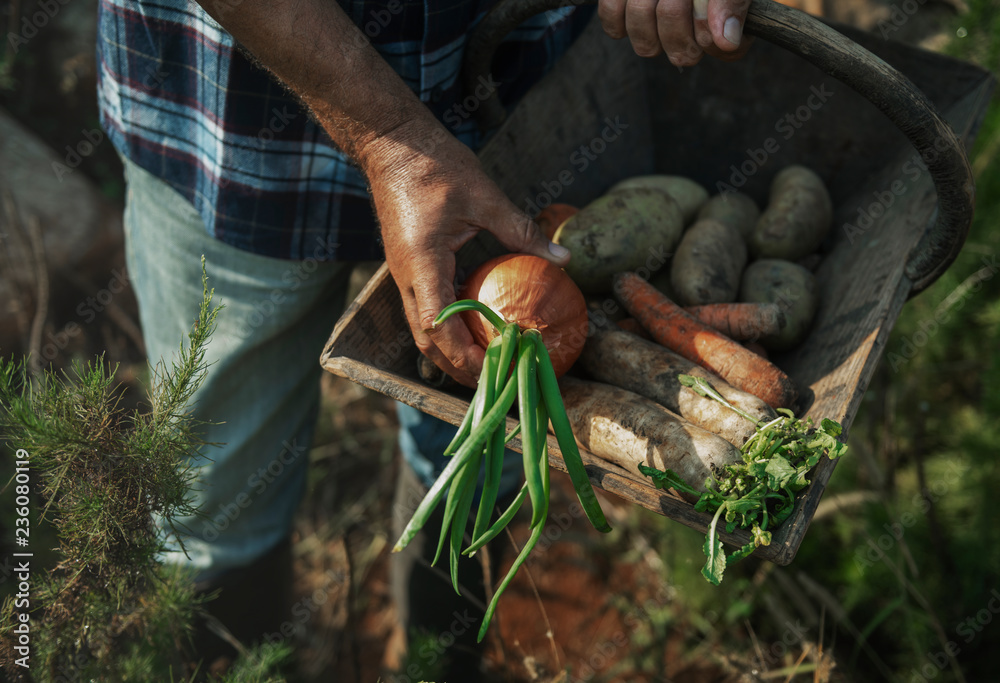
[[459, 254, 589, 377]]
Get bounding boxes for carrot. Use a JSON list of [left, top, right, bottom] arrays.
[[683, 303, 785, 342], [535, 203, 579, 240], [612, 272, 797, 409], [579, 326, 775, 447], [558, 377, 742, 498], [615, 317, 651, 339]]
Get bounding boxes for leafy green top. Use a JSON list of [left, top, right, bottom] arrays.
[[639, 375, 848, 585]]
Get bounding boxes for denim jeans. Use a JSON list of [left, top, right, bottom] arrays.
[[123, 158, 354, 581], [123, 158, 519, 583]]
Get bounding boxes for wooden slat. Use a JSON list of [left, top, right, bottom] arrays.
[[475, 17, 655, 209], [764, 77, 995, 563]]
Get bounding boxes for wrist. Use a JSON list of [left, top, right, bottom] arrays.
[[359, 116, 474, 193]]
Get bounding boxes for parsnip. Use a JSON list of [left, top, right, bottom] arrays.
[[559, 377, 742, 494], [578, 327, 776, 447]]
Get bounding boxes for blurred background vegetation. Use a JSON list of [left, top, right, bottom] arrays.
[[1, 0, 998, 681]]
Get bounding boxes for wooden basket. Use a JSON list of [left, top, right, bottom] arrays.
[[322, 0, 995, 565]]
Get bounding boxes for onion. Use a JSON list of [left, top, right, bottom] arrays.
[[459, 254, 588, 377]]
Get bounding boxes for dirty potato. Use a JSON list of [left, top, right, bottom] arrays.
[[670, 219, 747, 306], [697, 192, 760, 241], [554, 187, 683, 293], [739, 258, 818, 350], [608, 175, 708, 224], [752, 165, 832, 261]]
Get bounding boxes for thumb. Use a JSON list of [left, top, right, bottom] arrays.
[[488, 209, 572, 267], [711, 0, 749, 51]]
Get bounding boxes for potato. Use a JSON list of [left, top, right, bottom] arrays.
[[670, 219, 747, 306], [752, 165, 832, 260], [608, 175, 708, 224], [739, 259, 818, 351], [554, 187, 683, 293], [697, 192, 760, 241]]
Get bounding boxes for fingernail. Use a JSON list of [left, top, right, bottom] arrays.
[[693, 0, 708, 20], [548, 241, 570, 259], [724, 17, 742, 46]]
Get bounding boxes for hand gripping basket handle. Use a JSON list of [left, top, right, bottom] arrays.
[[462, 0, 975, 294]]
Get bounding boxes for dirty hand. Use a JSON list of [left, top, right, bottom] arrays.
[[598, 0, 753, 67], [189, 0, 567, 387], [369, 121, 569, 388]]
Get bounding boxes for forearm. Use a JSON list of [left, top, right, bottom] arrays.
[[196, 0, 445, 176], [196, 0, 564, 386]]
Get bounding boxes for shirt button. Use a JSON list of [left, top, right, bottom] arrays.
[[430, 86, 444, 103]]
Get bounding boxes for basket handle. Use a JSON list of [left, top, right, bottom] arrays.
[[463, 0, 975, 293]]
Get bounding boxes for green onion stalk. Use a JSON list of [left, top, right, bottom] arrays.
[[393, 297, 610, 642]]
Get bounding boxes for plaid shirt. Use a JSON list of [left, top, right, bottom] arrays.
[[97, 0, 592, 261]]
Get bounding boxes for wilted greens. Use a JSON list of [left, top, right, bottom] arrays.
[[639, 374, 847, 585]]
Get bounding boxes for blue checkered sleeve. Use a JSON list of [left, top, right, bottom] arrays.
[[97, 0, 593, 261]]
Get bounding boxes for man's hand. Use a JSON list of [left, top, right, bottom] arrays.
[[367, 122, 569, 387], [599, 0, 752, 67], [193, 0, 568, 387]]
